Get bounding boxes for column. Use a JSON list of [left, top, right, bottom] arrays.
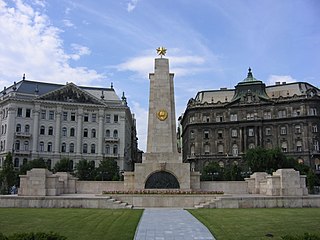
[[97, 109, 104, 155], [32, 104, 40, 153], [76, 108, 83, 154], [54, 106, 61, 153]]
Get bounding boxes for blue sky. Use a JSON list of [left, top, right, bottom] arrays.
[[0, 0, 319, 151]]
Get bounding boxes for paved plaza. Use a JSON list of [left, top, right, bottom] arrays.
[[134, 208, 215, 240]]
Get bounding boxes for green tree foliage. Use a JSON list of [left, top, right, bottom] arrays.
[[0, 232, 67, 240], [96, 158, 120, 181], [0, 152, 18, 194], [53, 158, 73, 173], [202, 162, 224, 181], [74, 159, 96, 180], [19, 158, 47, 175]]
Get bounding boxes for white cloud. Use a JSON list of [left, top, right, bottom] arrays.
[[70, 43, 91, 60], [131, 101, 148, 151], [0, 0, 103, 87], [127, 0, 139, 12], [62, 19, 74, 27], [267, 75, 297, 85]]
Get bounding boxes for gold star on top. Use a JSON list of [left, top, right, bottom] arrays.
[[156, 46, 167, 57]]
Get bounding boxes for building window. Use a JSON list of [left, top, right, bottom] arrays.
[[204, 144, 210, 154], [293, 108, 301, 117], [47, 159, 52, 168], [48, 126, 53, 135], [26, 109, 31, 118], [281, 142, 288, 152], [309, 108, 317, 116], [296, 141, 302, 152], [314, 140, 319, 151], [216, 115, 223, 122], [84, 113, 89, 122], [204, 130, 209, 139], [71, 112, 76, 121], [83, 143, 88, 153], [17, 108, 22, 117], [69, 143, 74, 153], [113, 145, 118, 155], [24, 141, 30, 152], [265, 127, 271, 136], [190, 130, 195, 139], [15, 140, 20, 151], [113, 129, 118, 138], [106, 129, 110, 138], [105, 145, 110, 154], [40, 126, 45, 135], [218, 130, 223, 139], [91, 144, 96, 153], [83, 128, 88, 138], [312, 124, 318, 133], [62, 127, 67, 137], [23, 158, 28, 165], [14, 158, 20, 168], [70, 128, 75, 137], [92, 113, 97, 122], [61, 142, 66, 152], [278, 110, 287, 118], [16, 124, 21, 133], [63, 112, 68, 121], [280, 126, 287, 135], [39, 142, 44, 152], [47, 142, 52, 152], [25, 125, 30, 133], [114, 114, 119, 123], [230, 114, 238, 121], [41, 110, 46, 119], [203, 115, 210, 122], [189, 115, 195, 123], [249, 143, 255, 149], [266, 139, 272, 149], [231, 129, 237, 137], [232, 144, 238, 156], [295, 125, 301, 134], [248, 128, 254, 137], [218, 144, 224, 153], [106, 114, 111, 123], [247, 113, 254, 120], [190, 145, 195, 156], [91, 129, 96, 138], [49, 110, 54, 120]]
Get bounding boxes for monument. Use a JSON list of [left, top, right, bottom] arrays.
[[124, 47, 201, 191]]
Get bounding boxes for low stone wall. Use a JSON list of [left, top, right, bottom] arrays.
[[200, 181, 248, 194], [76, 181, 124, 194]]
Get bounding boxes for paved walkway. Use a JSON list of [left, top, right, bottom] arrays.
[[134, 208, 215, 240]]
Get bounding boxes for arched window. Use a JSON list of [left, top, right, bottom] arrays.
[[62, 127, 67, 137], [14, 158, 19, 168], [91, 129, 96, 138], [190, 145, 195, 155], [39, 142, 44, 152], [83, 143, 88, 153], [70, 127, 75, 137], [16, 124, 21, 133], [24, 141, 29, 151], [91, 144, 96, 153], [69, 143, 74, 153], [281, 141, 288, 152], [204, 144, 210, 154], [25, 124, 30, 133], [40, 126, 45, 135], [232, 144, 238, 156], [218, 144, 224, 153], [105, 144, 110, 154], [48, 126, 53, 135], [314, 140, 319, 151], [296, 141, 302, 152], [83, 128, 88, 137], [15, 140, 20, 151], [69, 160, 74, 170], [113, 144, 118, 155], [113, 130, 118, 138], [106, 129, 110, 138], [47, 159, 52, 169], [61, 142, 66, 152], [47, 142, 52, 152], [190, 130, 195, 139]]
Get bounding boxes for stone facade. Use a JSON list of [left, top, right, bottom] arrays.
[[0, 79, 138, 171], [180, 69, 320, 173]]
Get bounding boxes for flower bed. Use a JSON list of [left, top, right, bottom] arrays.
[[102, 189, 224, 195]]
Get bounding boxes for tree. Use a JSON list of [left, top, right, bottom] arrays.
[[19, 158, 47, 175], [202, 162, 224, 181], [0, 152, 17, 194], [53, 158, 73, 173], [96, 158, 120, 181], [74, 159, 96, 180]]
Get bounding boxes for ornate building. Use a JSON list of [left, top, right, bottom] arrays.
[[0, 77, 138, 171], [180, 69, 320, 174]]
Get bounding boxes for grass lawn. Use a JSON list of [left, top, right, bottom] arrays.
[[189, 208, 320, 240], [0, 208, 143, 240]]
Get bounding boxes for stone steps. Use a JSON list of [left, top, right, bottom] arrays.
[[105, 196, 133, 209]]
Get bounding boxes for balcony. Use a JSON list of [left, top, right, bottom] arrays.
[[15, 132, 32, 138], [104, 137, 119, 143], [14, 149, 31, 156]]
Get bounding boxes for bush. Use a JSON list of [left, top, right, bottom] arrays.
[[282, 233, 320, 240], [0, 232, 67, 240]]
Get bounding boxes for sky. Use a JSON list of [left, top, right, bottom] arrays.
[[0, 0, 319, 151]]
